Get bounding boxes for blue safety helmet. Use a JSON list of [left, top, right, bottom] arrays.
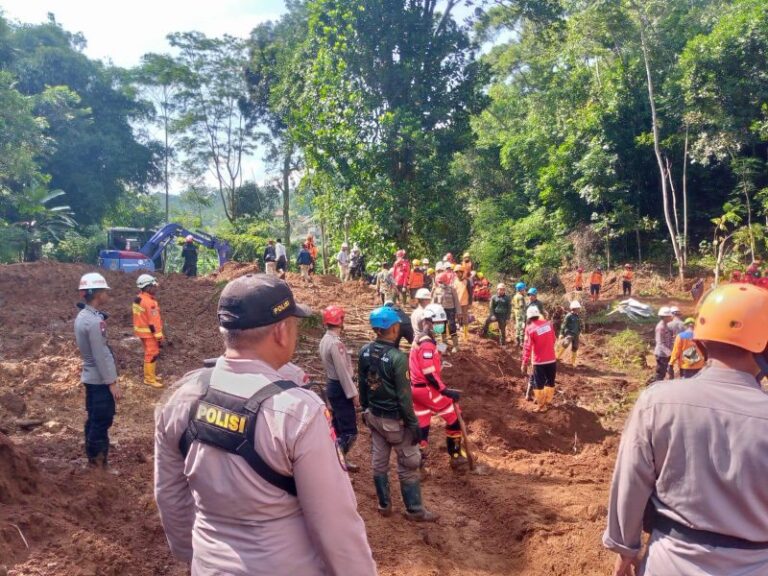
[[370, 306, 401, 329], [515, 282, 526, 291], [527, 287, 538, 296]]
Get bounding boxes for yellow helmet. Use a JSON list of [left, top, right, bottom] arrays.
[[453, 264, 462, 272], [427, 268, 435, 275], [412, 259, 422, 266], [477, 272, 484, 279]]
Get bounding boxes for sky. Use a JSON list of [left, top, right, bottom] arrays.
[[1, 0, 289, 193], [0, 0, 287, 66]]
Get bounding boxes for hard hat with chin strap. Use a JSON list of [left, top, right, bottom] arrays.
[[79, 273, 110, 291], [137, 274, 159, 290], [370, 306, 401, 330], [423, 303, 448, 324]]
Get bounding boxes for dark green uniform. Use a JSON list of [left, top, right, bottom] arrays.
[[558, 311, 583, 365], [358, 340, 427, 517], [482, 294, 512, 344]]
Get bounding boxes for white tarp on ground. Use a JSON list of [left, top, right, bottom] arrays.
[[607, 298, 653, 322]]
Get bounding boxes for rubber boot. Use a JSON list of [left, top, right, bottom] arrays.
[[446, 436, 468, 470], [571, 350, 578, 367], [533, 389, 544, 412], [547, 386, 556, 406], [342, 437, 359, 473], [373, 475, 392, 517], [451, 333, 459, 354], [400, 481, 439, 522], [556, 344, 566, 360], [144, 362, 163, 388]]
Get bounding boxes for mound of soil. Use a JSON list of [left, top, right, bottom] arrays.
[[0, 261, 686, 576]]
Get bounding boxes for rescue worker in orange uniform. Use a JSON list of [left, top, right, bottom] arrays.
[[408, 304, 467, 470], [622, 264, 634, 297], [574, 267, 584, 292], [133, 273, 164, 388], [460, 252, 473, 276], [472, 272, 491, 301], [408, 259, 426, 300], [590, 267, 603, 302], [669, 317, 706, 378]]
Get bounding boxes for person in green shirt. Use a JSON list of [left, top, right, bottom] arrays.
[[513, 282, 527, 348], [358, 306, 438, 522], [558, 300, 583, 366], [481, 283, 512, 345]]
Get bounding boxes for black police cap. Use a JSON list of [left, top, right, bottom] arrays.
[[217, 274, 312, 330]]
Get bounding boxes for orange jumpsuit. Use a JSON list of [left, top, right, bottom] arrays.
[[133, 291, 164, 362]]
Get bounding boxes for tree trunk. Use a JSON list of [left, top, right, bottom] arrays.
[[636, 228, 642, 263], [682, 125, 689, 266], [320, 217, 329, 274], [282, 151, 291, 250], [636, 15, 684, 283]]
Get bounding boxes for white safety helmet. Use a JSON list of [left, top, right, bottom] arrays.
[[341, 242, 349, 249], [497, 283, 506, 291], [669, 306, 680, 315], [423, 303, 448, 324], [526, 306, 541, 320], [658, 306, 672, 317], [79, 272, 110, 291], [435, 261, 444, 272], [415, 288, 432, 300], [422, 258, 430, 265], [137, 274, 158, 290], [569, 301, 582, 310]]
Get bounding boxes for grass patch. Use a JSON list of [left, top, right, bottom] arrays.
[[605, 329, 648, 370]]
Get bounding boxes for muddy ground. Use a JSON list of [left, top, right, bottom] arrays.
[[0, 262, 688, 575]]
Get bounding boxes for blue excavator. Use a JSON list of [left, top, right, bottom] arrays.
[[98, 223, 231, 273]]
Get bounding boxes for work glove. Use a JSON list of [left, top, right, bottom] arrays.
[[442, 388, 461, 402], [409, 426, 422, 445]]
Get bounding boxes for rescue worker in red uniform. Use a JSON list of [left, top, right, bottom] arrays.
[[521, 306, 558, 412], [392, 249, 411, 305], [133, 273, 164, 388], [408, 304, 467, 470]]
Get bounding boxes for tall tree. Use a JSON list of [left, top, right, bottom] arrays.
[[245, 5, 308, 249], [287, 0, 486, 250], [133, 53, 189, 223], [169, 32, 255, 222]]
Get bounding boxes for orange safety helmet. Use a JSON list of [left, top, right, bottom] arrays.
[[695, 282, 768, 353], [322, 305, 345, 327]]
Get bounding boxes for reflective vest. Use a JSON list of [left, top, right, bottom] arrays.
[[132, 291, 163, 339]]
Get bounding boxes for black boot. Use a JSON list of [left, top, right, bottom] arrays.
[[446, 436, 468, 470], [373, 475, 392, 517], [341, 436, 359, 473], [400, 480, 439, 522]]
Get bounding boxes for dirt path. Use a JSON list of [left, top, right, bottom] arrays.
[[0, 262, 685, 575]]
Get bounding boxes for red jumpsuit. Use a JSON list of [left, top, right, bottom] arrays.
[[393, 258, 411, 289], [408, 336, 460, 439]]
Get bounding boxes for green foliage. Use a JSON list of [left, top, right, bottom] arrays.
[[51, 225, 105, 263], [103, 191, 164, 230], [605, 329, 648, 370], [214, 219, 273, 263]]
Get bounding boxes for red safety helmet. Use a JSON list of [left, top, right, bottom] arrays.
[[396, 249, 406, 258], [322, 305, 345, 326], [444, 252, 454, 263]]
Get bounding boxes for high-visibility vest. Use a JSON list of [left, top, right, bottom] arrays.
[[133, 291, 164, 339]]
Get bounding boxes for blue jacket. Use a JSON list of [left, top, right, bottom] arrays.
[[297, 249, 312, 265]]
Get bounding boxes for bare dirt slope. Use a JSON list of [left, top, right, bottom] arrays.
[[0, 262, 680, 575]]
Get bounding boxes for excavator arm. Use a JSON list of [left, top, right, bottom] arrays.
[[141, 223, 231, 268]]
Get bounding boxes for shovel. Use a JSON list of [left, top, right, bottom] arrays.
[[454, 401, 475, 471]]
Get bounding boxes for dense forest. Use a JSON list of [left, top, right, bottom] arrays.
[[1, 0, 766, 281]]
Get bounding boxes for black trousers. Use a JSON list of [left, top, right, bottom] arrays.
[[481, 315, 508, 343], [655, 356, 672, 382], [622, 280, 632, 296], [84, 384, 115, 463], [326, 380, 358, 453], [681, 368, 701, 378], [533, 362, 557, 390]]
